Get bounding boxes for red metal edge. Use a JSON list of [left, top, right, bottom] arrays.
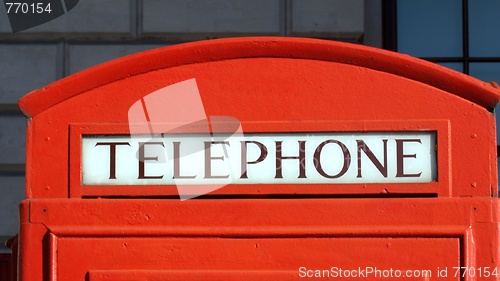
[[69, 120, 450, 198], [18, 37, 500, 117]]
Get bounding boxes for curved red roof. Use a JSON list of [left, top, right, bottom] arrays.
[[18, 37, 500, 117]]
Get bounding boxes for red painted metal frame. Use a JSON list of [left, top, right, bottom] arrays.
[[18, 37, 500, 199], [15, 37, 500, 281], [70, 120, 450, 198], [18, 198, 500, 280], [0, 254, 12, 281]]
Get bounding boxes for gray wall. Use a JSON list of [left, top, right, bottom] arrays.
[[0, 0, 378, 251]]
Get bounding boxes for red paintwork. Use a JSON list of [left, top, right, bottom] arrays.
[[0, 253, 12, 281], [15, 37, 500, 280]]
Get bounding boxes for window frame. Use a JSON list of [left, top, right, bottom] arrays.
[[382, 0, 500, 156]]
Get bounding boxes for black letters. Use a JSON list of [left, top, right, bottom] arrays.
[[313, 140, 351, 178], [356, 140, 388, 178], [395, 139, 422, 177], [275, 141, 306, 179], [204, 141, 231, 179], [173, 142, 196, 179], [95, 142, 130, 179], [138, 142, 164, 179], [240, 141, 268, 179]]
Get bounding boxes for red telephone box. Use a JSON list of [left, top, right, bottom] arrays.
[[16, 37, 500, 280]]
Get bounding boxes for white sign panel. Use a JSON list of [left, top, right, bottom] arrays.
[[82, 132, 436, 185]]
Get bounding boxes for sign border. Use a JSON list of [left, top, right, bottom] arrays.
[[69, 120, 450, 198]]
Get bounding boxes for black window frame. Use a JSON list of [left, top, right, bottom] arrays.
[[382, 0, 500, 156], [382, 0, 500, 74]]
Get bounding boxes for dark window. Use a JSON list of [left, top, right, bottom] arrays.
[[383, 0, 500, 190]]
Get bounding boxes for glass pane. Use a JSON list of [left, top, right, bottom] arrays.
[[470, 62, 500, 83], [469, 0, 500, 57], [436, 62, 464, 73], [397, 0, 462, 57]]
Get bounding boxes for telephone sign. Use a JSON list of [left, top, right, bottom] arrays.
[[82, 132, 436, 185], [14, 37, 500, 281]]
